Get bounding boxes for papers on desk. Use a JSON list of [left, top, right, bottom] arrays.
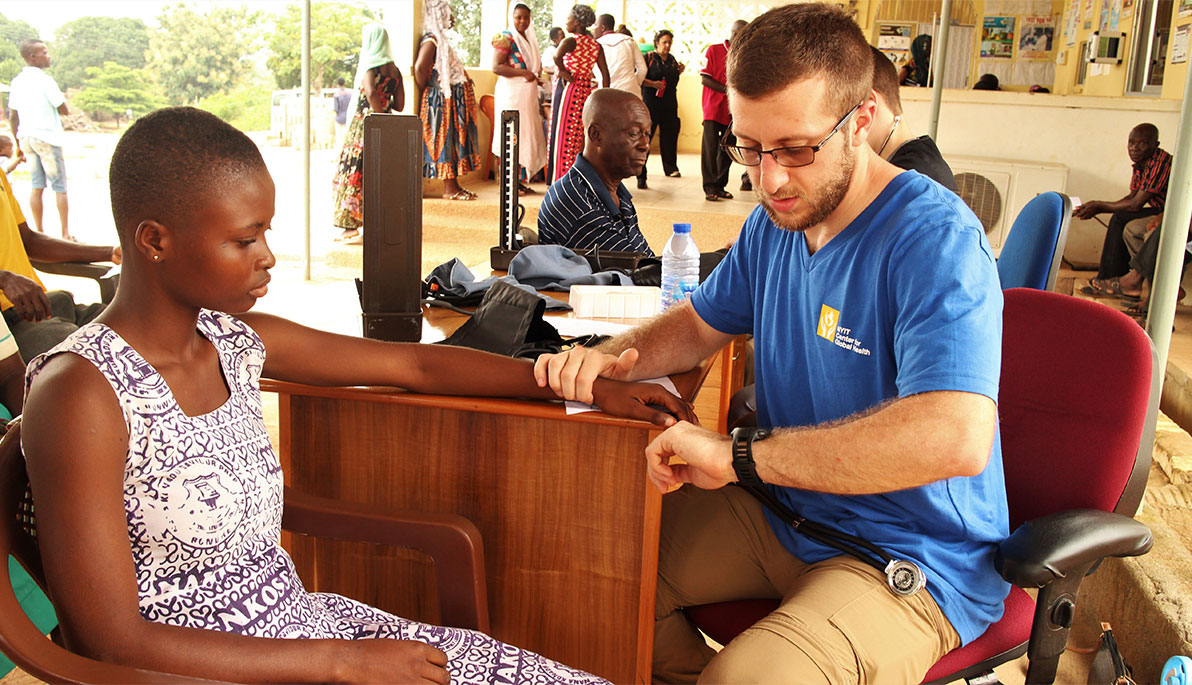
[[551, 317, 635, 338], [565, 375, 680, 415]]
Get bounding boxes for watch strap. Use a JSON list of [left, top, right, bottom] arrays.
[[731, 427, 769, 487]]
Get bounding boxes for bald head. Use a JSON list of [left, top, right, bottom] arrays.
[[582, 89, 651, 182], [729, 19, 747, 43]]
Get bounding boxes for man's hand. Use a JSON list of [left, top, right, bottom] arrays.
[[591, 378, 696, 427], [645, 421, 734, 493], [534, 346, 639, 404], [1073, 201, 1103, 220], [111, 245, 122, 265], [0, 272, 51, 322]]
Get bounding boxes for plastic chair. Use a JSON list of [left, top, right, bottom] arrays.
[[996, 192, 1073, 291], [686, 288, 1158, 685], [31, 261, 120, 304], [0, 418, 489, 683]]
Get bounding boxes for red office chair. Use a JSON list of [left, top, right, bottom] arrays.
[[687, 288, 1158, 684], [0, 419, 489, 683]]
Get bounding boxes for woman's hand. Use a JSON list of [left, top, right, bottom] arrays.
[[558, 68, 574, 83], [591, 378, 695, 427], [523, 69, 538, 82], [338, 639, 449, 684]]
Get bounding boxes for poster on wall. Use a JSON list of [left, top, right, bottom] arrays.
[[1181, 0, 1192, 18], [1066, 6, 1079, 45], [1110, 0, 1122, 29], [1083, 0, 1095, 28], [981, 16, 1017, 58], [1173, 23, 1190, 63], [876, 23, 914, 64], [1019, 16, 1055, 58], [1099, 0, 1111, 30]]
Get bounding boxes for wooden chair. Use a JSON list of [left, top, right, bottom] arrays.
[[478, 93, 496, 180], [0, 419, 489, 683]]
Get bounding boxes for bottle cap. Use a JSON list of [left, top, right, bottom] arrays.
[[673, 223, 691, 233]]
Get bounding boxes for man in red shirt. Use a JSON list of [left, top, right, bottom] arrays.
[[1076, 123, 1172, 287], [700, 20, 748, 202]]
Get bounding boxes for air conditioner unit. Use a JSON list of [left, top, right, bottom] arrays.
[[948, 156, 1069, 257]]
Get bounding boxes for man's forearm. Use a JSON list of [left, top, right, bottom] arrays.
[[7, 113, 17, 150], [752, 391, 997, 494], [596, 301, 728, 380], [22, 228, 113, 263]]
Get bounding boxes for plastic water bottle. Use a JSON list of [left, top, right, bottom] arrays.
[[661, 223, 700, 312]]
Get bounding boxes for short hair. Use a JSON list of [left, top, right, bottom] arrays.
[[653, 29, 673, 46], [18, 39, 44, 60], [0, 135, 11, 147], [973, 73, 999, 90], [549, 26, 564, 41], [869, 46, 902, 116], [728, 4, 872, 119], [337, 77, 345, 86], [1132, 123, 1159, 142], [109, 107, 267, 235], [597, 13, 615, 31], [616, 24, 632, 37], [570, 5, 596, 29]]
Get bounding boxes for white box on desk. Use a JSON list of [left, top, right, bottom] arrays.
[[569, 285, 661, 319]]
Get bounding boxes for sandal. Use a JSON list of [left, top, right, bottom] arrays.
[[716, 189, 734, 200], [1125, 301, 1148, 316], [1081, 277, 1141, 302], [517, 183, 536, 195], [705, 193, 721, 202], [334, 229, 360, 242], [666, 170, 681, 178], [443, 189, 477, 201]]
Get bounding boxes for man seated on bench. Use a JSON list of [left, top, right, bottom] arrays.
[[0, 166, 120, 359], [537, 88, 654, 255]]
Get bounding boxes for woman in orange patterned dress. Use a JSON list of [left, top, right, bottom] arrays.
[[547, 4, 608, 183]]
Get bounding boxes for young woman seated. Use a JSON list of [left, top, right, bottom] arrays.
[[20, 107, 691, 684]]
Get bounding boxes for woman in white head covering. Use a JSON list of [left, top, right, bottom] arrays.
[[415, 0, 480, 200], [332, 23, 404, 241], [491, 2, 547, 194]]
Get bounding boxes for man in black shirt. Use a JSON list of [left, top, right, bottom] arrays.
[[866, 46, 958, 192]]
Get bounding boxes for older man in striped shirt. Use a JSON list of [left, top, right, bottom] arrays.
[[537, 88, 654, 255]]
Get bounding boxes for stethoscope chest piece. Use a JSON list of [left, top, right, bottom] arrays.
[[885, 559, 927, 597]]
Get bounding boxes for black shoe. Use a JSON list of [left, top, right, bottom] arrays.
[[637, 178, 648, 189], [666, 170, 681, 178]]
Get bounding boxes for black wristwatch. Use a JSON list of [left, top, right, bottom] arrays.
[[731, 426, 770, 487]]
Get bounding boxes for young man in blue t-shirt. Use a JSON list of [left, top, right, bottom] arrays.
[[534, 4, 1009, 683]]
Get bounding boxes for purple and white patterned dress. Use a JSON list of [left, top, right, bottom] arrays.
[[25, 310, 607, 684]]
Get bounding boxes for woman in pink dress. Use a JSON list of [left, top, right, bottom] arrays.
[[547, 4, 608, 183]]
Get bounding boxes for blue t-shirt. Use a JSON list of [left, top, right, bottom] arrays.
[[692, 170, 1010, 645]]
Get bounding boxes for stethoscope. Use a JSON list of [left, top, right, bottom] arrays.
[[735, 477, 928, 597]]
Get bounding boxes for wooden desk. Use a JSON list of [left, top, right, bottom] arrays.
[[266, 300, 714, 683]]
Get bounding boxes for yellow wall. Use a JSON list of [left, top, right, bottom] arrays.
[[1162, 6, 1191, 98]]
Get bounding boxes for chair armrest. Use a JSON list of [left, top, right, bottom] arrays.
[[282, 486, 489, 632], [31, 260, 119, 304], [995, 508, 1152, 588]]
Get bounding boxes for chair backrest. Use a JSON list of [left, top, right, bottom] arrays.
[[999, 288, 1158, 529], [997, 192, 1072, 291]]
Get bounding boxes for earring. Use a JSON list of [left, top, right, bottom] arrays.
[[152, 255, 160, 261]]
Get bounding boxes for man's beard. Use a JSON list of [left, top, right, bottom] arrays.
[[756, 142, 855, 233]]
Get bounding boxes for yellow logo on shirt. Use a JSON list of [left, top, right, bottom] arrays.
[[817, 304, 839, 341]]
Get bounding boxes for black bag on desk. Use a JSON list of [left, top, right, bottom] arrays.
[[627, 249, 730, 287], [439, 280, 567, 359]]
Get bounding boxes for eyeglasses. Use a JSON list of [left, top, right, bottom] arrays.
[[721, 102, 863, 168]]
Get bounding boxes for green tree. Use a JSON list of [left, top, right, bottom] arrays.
[[199, 84, 270, 132], [146, 3, 262, 105], [73, 62, 162, 122], [266, 2, 374, 91], [451, 0, 482, 67], [0, 13, 38, 83], [49, 17, 150, 91]]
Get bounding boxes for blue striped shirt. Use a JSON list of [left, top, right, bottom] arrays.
[[537, 154, 654, 256]]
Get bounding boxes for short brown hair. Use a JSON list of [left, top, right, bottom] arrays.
[[869, 46, 902, 116], [728, 4, 872, 119]]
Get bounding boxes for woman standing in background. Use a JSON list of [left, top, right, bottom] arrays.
[[415, 0, 481, 201], [637, 29, 683, 189], [547, 4, 608, 183], [491, 3, 547, 194], [331, 23, 403, 241]]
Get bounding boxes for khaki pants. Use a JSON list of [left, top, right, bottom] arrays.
[[654, 486, 960, 684], [1123, 215, 1156, 260]]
